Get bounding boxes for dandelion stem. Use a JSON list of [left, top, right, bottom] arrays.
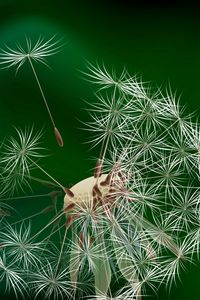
[[100, 133, 110, 169], [2, 210, 46, 229], [42, 222, 66, 243], [99, 85, 117, 160], [0, 193, 51, 202], [95, 85, 118, 182], [27, 56, 64, 147], [26, 175, 59, 188], [55, 225, 68, 273], [27, 56, 55, 127], [31, 209, 65, 240], [27, 157, 65, 192]]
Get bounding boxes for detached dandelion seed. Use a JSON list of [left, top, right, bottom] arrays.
[[0, 39, 200, 300]]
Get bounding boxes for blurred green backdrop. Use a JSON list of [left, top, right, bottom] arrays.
[[0, 1, 200, 299]]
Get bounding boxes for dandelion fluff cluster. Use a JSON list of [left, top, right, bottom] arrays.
[[0, 37, 200, 300]]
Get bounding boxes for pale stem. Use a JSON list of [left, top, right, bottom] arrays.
[[53, 197, 62, 244], [2, 210, 46, 229], [0, 193, 50, 202], [27, 55, 56, 128], [30, 209, 65, 240], [55, 225, 68, 273], [27, 157, 65, 192], [136, 291, 142, 300], [26, 175, 58, 187], [42, 222, 66, 243], [96, 85, 118, 183], [99, 84, 118, 159]]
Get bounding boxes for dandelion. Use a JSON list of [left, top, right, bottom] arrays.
[[0, 49, 200, 300]]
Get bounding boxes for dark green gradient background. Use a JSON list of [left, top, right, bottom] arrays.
[[0, 1, 200, 299]]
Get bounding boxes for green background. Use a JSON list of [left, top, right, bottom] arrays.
[[0, 1, 200, 299]]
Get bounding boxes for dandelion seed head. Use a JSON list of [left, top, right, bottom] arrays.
[[1, 58, 200, 300], [0, 222, 47, 270], [0, 35, 62, 72], [0, 250, 27, 298], [0, 126, 45, 195], [30, 263, 73, 300]]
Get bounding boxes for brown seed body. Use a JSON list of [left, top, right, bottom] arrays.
[[54, 127, 64, 147]]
